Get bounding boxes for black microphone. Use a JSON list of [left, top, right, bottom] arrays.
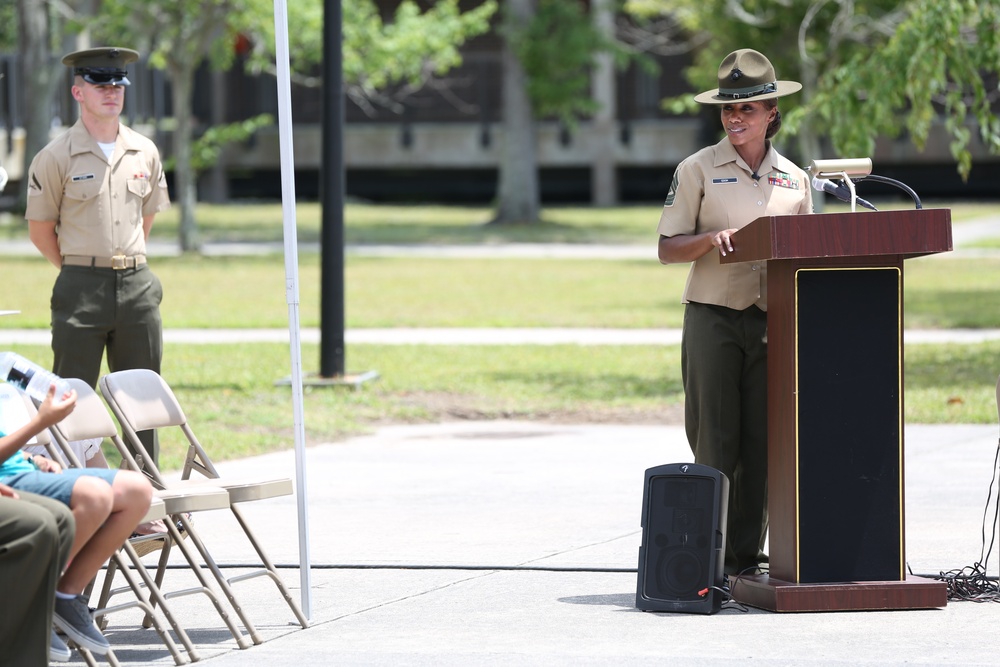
[[811, 176, 878, 211]]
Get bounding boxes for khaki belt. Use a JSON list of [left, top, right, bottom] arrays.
[[62, 254, 147, 270]]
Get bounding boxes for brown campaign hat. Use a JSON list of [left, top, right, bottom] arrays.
[[62, 47, 139, 86], [693, 49, 801, 105]]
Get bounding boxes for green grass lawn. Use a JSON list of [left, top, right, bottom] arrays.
[[7, 198, 994, 246], [4, 252, 999, 330], [7, 339, 996, 473], [2, 201, 999, 470]]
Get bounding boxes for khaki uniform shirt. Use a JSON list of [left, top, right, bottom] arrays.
[[657, 137, 812, 311], [25, 119, 170, 258]]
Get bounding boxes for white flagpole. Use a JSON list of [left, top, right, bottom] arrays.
[[272, 0, 312, 619]]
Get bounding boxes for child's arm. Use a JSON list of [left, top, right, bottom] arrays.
[[0, 384, 77, 463]]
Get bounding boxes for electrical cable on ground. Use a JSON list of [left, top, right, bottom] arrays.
[[912, 435, 1000, 603]]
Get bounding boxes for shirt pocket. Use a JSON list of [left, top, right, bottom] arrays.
[[127, 176, 150, 199], [64, 176, 103, 203]]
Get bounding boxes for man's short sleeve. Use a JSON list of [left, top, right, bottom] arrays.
[[24, 150, 64, 223], [142, 155, 171, 217]]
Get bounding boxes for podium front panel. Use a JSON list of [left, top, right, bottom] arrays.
[[793, 267, 904, 583]]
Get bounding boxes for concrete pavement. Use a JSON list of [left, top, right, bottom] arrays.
[[78, 420, 1000, 666]]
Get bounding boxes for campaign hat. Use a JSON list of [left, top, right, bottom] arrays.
[[694, 49, 801, 105], [62, 47, 139, 86]]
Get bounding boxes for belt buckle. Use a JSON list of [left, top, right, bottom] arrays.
[[111, 254, 128, 270]]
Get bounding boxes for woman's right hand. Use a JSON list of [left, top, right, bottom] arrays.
[[711, 228, 739, 257]]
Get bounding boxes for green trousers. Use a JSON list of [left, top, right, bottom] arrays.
[[51, 263, 163, 463], [681, 302, 768, 575], [0, 492, 75, 667]]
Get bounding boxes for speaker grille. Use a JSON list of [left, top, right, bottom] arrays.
[[657, 548, 705, 598]]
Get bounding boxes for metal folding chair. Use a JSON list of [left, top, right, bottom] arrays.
[[99, 369, 308, 642], [48, 378, 254, 658]]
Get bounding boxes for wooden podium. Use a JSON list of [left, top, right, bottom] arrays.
[[721, 209, 952, 612]]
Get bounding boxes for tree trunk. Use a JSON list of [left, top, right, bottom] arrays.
[[203, 68, 230, 203], [492, 0, 539, 225], [17, 0, 61, 211], [590, 1, 617, 207], [171, 65, 200, 252]]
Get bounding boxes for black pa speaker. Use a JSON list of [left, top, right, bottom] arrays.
[[635, 463, 729, 614]]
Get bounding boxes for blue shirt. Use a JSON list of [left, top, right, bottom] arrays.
[[0, 429, 39, 480]]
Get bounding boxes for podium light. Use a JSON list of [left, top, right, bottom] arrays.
[[809, 158, 873, 179], [808, 158, 873, 213]]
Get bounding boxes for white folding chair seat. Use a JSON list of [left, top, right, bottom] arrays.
[[99, 369, 309, 639]]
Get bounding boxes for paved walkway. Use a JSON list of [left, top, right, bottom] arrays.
[[89, 420, 1000, 666]]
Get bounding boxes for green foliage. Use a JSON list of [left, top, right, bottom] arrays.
[[505, 0, 605, 124], [504, 0, 645, 126], [0, 3, 16, 51], [345, 0, 497, 91], [631, 0, 1000, 179], [166, 113, 274, 173], [90, 0, 497, 96], [258, 0, 497, 94], [93, 0, 268, 73], [641, 0, 831, 115], [810, 0, 1000, 180]]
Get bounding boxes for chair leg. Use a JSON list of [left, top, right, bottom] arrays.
[[162, 517, 254, 649], [118, 542, 198, 663], [173, 512, 264, 645], [150, 537, 174, 627], [88, 548, 190, 664], [230, 504, 309, 628], [94, 558, 117, 630], [72, 643, 119, 666]]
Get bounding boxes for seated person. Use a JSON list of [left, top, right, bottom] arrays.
[[0, 483, 76, 664], [12, 388, 166, 541], [0, 383, 152, 656]]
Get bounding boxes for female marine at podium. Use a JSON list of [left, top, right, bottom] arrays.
[[656, 49, 812, 577]]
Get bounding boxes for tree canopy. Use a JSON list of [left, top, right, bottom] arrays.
[[80, 0, 496, 250], [627, 0, 1000, 179], [810, 0, 1000, 179], [243, 0, 496, 113]]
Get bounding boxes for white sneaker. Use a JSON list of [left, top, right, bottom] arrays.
[[50, 629, 71, 662]]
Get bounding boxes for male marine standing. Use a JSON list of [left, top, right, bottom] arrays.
[[26, 47, 170, 462]]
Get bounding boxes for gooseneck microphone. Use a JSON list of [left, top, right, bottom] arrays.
[[811, 176, 878, 211]]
